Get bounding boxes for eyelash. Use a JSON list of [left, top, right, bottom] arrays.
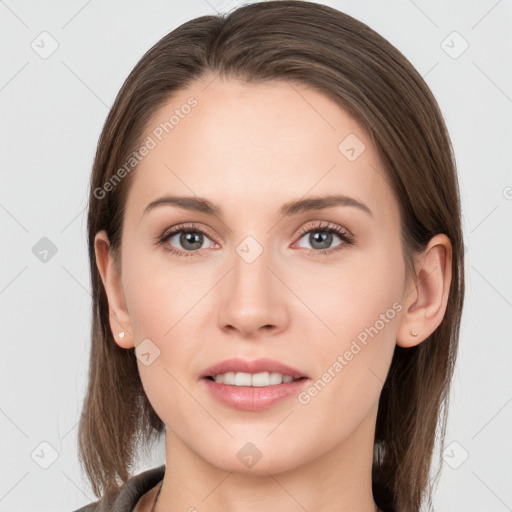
[[157, 221, 355, 258]]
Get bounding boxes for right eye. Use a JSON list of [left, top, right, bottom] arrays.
[[158, 223, 219, 257]]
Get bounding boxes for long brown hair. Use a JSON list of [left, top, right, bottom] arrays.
[[78, 2, 465, 510]]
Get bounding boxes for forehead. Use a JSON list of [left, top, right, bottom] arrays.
[[125, 75, 395, 222]]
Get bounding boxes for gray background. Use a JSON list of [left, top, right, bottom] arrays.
[[1, 0, 511, 510]]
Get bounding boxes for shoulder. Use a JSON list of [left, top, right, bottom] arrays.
[[70, 464, 165, 512]]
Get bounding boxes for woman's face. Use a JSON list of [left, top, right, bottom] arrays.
[[105, 75, 411, 474]]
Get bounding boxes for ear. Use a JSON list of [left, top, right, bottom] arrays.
[[396, 233, 453, 348], [94, 230, 134, 349]]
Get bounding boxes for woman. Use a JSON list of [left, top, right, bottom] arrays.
[[74, 1, 464, 511]]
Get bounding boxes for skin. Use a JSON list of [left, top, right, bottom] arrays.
[[95, 73, 452, 512]]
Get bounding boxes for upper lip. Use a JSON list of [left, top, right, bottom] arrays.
[[201, 358, 308, 379]]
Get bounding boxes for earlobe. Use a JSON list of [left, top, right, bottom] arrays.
[[94, 230, 134, 349], [396, 234, 453, 348]]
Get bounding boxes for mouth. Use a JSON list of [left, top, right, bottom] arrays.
[[200, 357, 309, 383], [201, 373, 310, 411]]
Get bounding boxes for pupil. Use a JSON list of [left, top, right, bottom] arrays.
[[181, 232, 202, 250], [311, 231, 332, 249]]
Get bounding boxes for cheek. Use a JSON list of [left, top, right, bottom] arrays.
[[304, 244, 404, 340], [299, 244, 404, 397], [121, 247, 208, 402], [122, 249, 203, 424], [122, 246, 197, 339], [290, 258, 403, 444]]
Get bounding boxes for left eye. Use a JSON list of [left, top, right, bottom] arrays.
[[296, 228, 345, 251]]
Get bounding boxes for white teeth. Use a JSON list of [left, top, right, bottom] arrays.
[[213, 371, 296, 386]]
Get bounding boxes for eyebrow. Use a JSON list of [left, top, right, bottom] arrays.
[[142, 194, 373, 219]]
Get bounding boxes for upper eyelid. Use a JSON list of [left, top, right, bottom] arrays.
[[296, 220, 352, 236], [160, 223, 216, 242]]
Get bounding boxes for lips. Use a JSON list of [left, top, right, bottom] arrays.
[[200, 357, 308, 380], [202, 377, 308, 411]]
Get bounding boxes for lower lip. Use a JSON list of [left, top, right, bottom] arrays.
[[202, 377, 309, 411]]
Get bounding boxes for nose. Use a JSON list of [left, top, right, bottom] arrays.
[[217, 245, 289, 338]]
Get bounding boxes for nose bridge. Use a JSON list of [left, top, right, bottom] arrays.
[[231, 234, 275, 305], [218, 234, 287, 335]]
